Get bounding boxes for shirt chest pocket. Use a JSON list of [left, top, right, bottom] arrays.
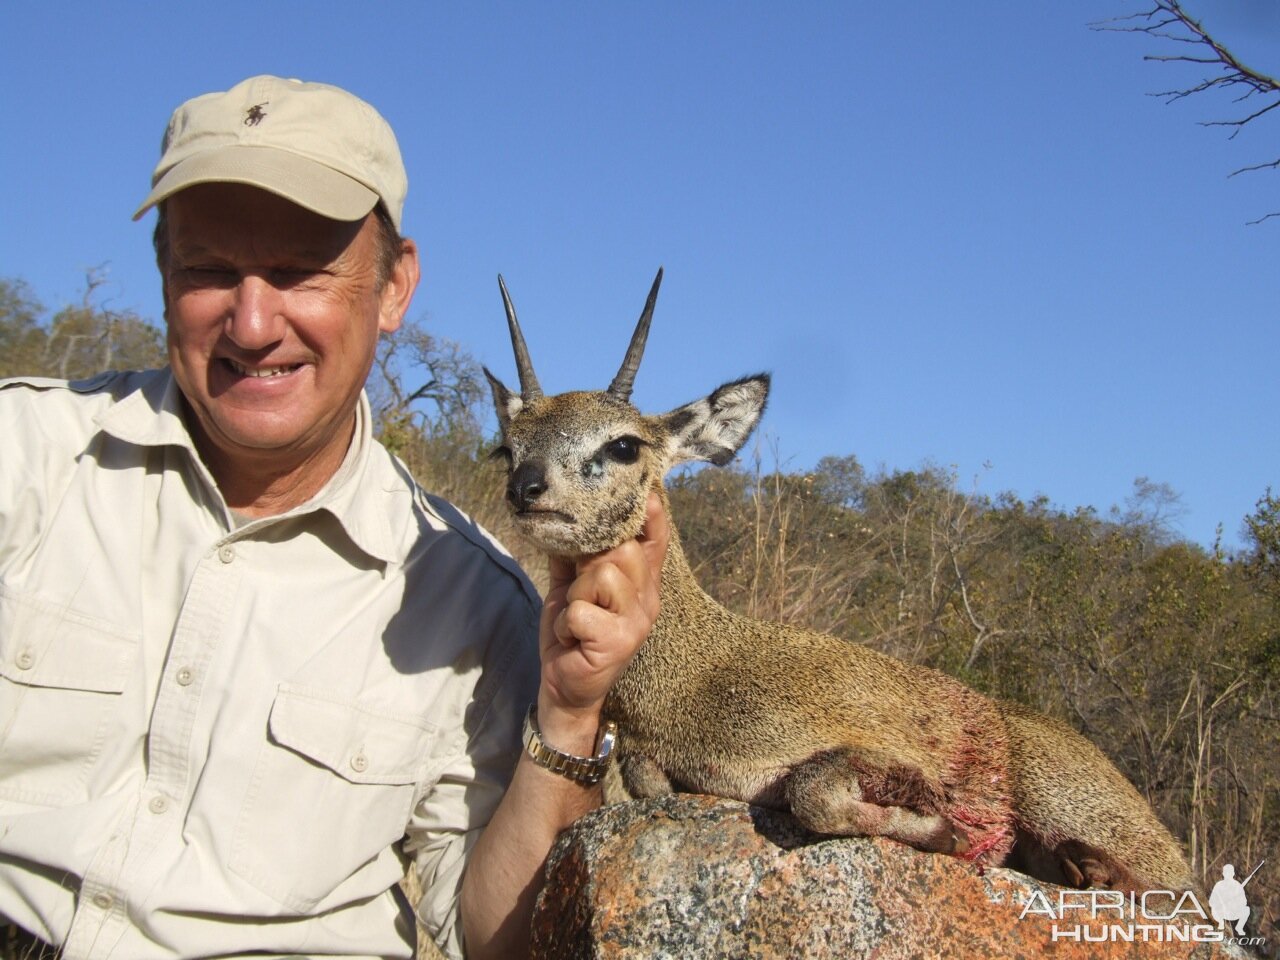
[[0, 584, 136, 805], [229, 683, 459, 913]]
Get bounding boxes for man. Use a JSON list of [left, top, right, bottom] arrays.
[[0, 75, 666, 960]]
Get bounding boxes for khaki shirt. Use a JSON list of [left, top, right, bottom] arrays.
[[0, 369, 540, 960]]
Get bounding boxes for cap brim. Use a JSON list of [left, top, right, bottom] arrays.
[[132, 144, 379, 222]]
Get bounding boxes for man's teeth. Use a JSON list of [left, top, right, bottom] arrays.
[[229, 361, 297, 378]]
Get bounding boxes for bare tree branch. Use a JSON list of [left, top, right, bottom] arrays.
[[367, 317, 485, 443], [1095, 0, 1280, 222], [1245, 210, 1280, 226]]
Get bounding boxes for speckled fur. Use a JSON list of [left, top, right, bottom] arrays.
[[606, 515, 1017, 865], [487, 303, 1193, 893]]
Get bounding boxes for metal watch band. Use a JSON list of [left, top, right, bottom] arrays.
[[522, 705, 617, 785]]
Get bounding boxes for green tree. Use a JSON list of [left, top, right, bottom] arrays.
[[811, 453, 866, 509], [0, 271, 165, 379], [0, 277, 48, 378], [1243, 487, 1280, 598]]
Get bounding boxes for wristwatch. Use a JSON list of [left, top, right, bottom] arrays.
[[522, 705, 617, 785]]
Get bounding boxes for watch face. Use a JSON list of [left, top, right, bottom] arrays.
[[597, 724, 617, 759]]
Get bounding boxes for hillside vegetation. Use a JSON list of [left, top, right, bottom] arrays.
[[5, 276, 1276, 935]]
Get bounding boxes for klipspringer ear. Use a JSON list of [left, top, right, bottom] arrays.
[[659, 374, 770, 466], [484, 367, 524, 431]]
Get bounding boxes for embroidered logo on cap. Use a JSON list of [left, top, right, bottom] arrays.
[[244, 103, 268, 126]]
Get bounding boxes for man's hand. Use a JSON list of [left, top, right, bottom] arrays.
[[460, 492, 670, 959], [535, 491, 669, 742]]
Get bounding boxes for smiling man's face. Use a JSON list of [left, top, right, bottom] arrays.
[[162, 182, 410, 485]]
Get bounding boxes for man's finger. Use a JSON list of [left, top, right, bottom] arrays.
[[564, 558, 640, 617], [547, 553, 576, 591], [573, 543, 654, 621], [636, 491, 670, 584]]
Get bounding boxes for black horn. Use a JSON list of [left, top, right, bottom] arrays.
[[607, 267, 663, 402], [497, 275, 543, 400]]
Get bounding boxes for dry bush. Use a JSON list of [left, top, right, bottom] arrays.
[[669, 449, 1277, 932]]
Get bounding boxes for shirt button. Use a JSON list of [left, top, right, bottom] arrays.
[[176, 666, 194, 686], [218, 544, 236, 564], [14, 648, 34, 670], [148, 795, 169, 815], [350, 751, 369, 773], [92, 892, 114, 910]]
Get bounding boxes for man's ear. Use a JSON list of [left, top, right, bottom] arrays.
[[657, 374, 770, 467], [378, 237, 421, 335]]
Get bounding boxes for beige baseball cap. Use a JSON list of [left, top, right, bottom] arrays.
[[133, 75, 407, 230]]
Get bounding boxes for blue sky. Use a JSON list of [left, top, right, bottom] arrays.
[[2, 2, 1277, 549]]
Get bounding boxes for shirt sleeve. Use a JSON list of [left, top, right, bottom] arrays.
[[404, 591, 540, 959], [0, 374, 124, 576]]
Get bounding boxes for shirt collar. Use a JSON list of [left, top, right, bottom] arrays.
[[96, 368, 400, 566], [306, 391, 401, 566], [96, 368, 194, 450]]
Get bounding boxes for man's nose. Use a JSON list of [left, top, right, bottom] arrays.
[[226, 274, 286, 349]]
